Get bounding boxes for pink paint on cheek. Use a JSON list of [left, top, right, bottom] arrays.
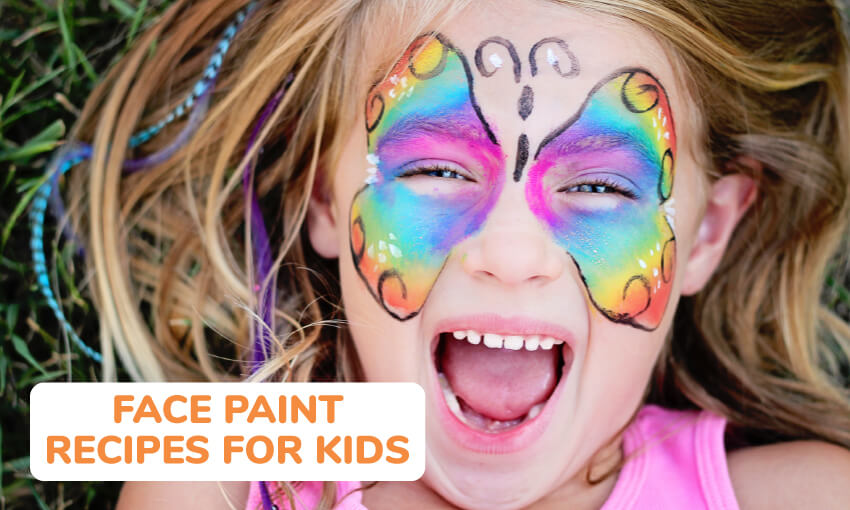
[[525, 157, 558, 227]]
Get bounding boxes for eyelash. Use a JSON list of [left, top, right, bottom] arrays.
[[559, 177, 637, 199], [397, 166, 635, 198], [398, 164, 472, 181]]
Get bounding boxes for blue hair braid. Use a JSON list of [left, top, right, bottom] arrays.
[[29, 2, 257, 363]]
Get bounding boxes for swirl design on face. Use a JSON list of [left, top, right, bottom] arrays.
[[526, 69, 676, 330], [350, 34, 505, 320]]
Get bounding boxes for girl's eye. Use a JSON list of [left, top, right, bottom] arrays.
[[417, 168, 469, 180], [558, 178, 637, 199], [564, 183, 617, 194], [397, 160, 476, 182]]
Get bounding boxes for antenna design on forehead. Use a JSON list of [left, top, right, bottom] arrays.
[[29, 2, 258, 364], [473, 36, 581, 181]]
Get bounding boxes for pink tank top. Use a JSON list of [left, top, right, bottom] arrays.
[[244, 405, 740, 510]]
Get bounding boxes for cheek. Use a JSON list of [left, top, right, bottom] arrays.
[[526, 163, 676, 330], [579, 316, 668, 428], [338, 243, 412, 382], [349, 173, 502, 320]]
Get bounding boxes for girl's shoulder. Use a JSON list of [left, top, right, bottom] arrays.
[[619, 405, 850, 510], [727, 440, 850, 510]]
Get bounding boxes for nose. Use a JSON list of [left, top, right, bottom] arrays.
[[461, 187, 564, 286]]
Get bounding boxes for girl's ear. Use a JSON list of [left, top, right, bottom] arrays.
[[680, 157, 759, 295], [307, 173, 341, 259]]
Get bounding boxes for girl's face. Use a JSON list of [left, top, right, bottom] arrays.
[[311, 2, 722, 508]]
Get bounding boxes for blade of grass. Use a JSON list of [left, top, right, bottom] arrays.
[[107, 0, 136, 18], [6, 303, 19, 331], [4, 72, 25, 109], [0, 424, 3, 498], [0, 354, 7, 394], [0, 119, 64, 162], [27, 0, 53, 15], [826, 275, 850, 307], [0, 99, 58, 132], [126, 0, 149, 47], [1, 255, 28, 273], [1, 478, 30, 500], [27, 480, 51, 510], [0, 160, 57, 251], [23, 369, 66, 385], [0, 68, 64, 118], [10, 334, 49, 377], [11, 22, 59, 47], [1, 167, 15, 193], [12, 18, 104, 47], [73, 44, 98, 83], [3, 457, 29, 474], [56, 0, 77, 78], [57, 244, 87, 309], [26, 316, 59, 349]]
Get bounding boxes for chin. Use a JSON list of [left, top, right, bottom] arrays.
[[420, 454, 557, 510]]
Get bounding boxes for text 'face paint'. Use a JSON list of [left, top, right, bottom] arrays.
[[351, 34, 505, 320], [526, 70, 676, 330]]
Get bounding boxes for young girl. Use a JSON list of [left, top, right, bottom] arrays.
[[33, 0, 850, 508]]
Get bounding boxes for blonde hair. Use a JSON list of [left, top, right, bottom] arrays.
[[60, 0, 850, 507]]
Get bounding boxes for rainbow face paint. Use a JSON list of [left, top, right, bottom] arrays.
[[351, 31, 676, 330], [526, 70, 676, 330], [350, 34, 505, 320]]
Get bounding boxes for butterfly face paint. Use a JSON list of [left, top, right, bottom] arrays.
[[351, 31, 675, 330], [350, 34, 505, 320], [526, 70, 676, 330]]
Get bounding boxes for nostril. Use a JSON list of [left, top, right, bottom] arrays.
[[528, 274, 553, 285], [460, 229, 565, 286]]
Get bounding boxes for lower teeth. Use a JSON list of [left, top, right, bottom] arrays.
[[438, 373, 545, 433]]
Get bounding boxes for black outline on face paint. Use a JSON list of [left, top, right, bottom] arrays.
[[474, 37, 522, 83], [620, 71, 659, 113], [514, 134, 530, 182], [365, 94, 385, 133], [659, 148, 674, 201], [472, 36, 582, 182], [622, 274, 652, 315], [661, 238, 675, 283], [377, 269, 408, 309], [407, 35, 450, 80], [352, 32, 500, 321], [351, 216, 366, 260], [529, 37, 580, 78], [534, 67, 676, 331], [518, 85, 534, 120]]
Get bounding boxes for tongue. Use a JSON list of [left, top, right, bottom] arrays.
[[440, 336, 561, 421]]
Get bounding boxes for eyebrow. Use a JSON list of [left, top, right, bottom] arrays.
[[373, 111, 492, 149], [537, 132, 658, 166]]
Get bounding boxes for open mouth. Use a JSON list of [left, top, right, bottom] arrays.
[[433, 327, 573, 435]]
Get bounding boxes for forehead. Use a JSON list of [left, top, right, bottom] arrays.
[[361, 1, 690, 152]]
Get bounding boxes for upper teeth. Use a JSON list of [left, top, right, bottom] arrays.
[[450, 330, 563, 351]]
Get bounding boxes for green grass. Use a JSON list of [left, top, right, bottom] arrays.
[[0, 1, 849, 509], [1, 1, 171, 508]]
